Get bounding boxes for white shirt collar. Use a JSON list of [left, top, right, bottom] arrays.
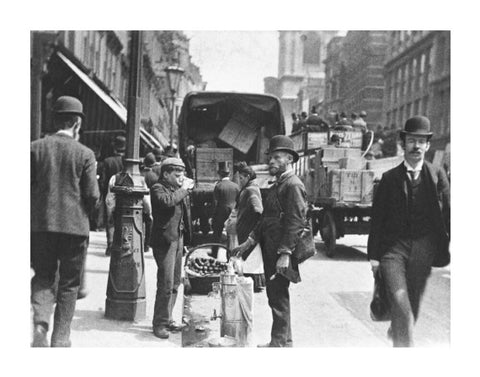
[[404, 160, 423, 172], [221, 177, 230, 181]]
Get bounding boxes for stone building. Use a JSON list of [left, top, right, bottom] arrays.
[[383, 31, 450, 153], [323, 31, 389, 129], [31, 30, 205, 158], [264, 31, 338, 134]]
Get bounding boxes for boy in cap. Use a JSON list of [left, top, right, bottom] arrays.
[[150, 157, 194, 339]]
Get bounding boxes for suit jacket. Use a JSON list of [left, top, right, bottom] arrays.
[[367, 161, 450, 267], [31, 133, 100, 237], [213, 179, 239, 211], [252, 170, 307, 283], [101, 154, 123, 196], [150, 179, 190, 247]]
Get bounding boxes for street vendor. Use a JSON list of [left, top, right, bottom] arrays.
[[233, 135, 308, 347]]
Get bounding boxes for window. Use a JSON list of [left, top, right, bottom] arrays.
[[414, 99, 420, 115], [302, 33, 321, 65], [422, 95, 429, 116]]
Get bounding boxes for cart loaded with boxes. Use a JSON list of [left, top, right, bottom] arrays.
[[291, 128, 403, 257], [177, 92, 285, 239]]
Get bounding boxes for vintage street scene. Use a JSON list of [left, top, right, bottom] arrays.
[[30, 30, 450, 350]]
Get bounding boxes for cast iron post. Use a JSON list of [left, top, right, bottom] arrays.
[[105, 31, 149, 321]]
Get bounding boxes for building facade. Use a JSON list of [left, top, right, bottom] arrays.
[[323, 31, 389, 129], [383, 31, 450, 152], [31, 30, 205, 158], [264, 31, 338, 134]]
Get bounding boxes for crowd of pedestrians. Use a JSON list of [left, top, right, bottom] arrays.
[[31, 96, 449, 348]]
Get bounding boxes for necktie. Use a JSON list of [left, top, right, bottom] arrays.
[[408, 170, 418, 181]]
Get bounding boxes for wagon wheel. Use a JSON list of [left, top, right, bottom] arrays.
[[321, 210, 336, 258]]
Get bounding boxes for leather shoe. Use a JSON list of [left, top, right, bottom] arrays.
[[77, 289, 88, 300], [168, 321, 186, 332], [153, 326, 169, 339], [32, 324, 48, 347]]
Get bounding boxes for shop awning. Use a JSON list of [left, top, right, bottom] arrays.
[[51, 50, 163, 154]]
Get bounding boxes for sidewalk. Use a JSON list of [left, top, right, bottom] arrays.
[[70, 231, 183, 347]]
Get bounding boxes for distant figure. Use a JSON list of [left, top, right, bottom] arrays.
[[211, 162, 240, 258], [297, 111, 308, 130], [101, 135, 126, 255], [306, 106, 329, 132], [152, 146, 165, 177], [352, 112, 367, 132], [142, 152, 160, 189], [291, 112, 301, 133], [31, 96, 99, 347]]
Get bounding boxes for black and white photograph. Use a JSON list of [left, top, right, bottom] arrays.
[[7, 0, 480, 375]]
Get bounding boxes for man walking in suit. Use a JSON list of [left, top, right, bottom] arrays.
[[31, 96, 99, 347], [368, 116, 450, 347], [211, 162, 239, 257]]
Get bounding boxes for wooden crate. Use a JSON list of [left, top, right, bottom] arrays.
[[218, 111, 258, 154], [366, 155, 403, 180], [291, 132, 305, 152], [328, 169, 375, 204], [329, 130, 363, 148], [339, 157, 366, 170], [306, 132, 329, 151], [195, 148, 234, 183]]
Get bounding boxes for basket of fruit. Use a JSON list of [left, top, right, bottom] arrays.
[[184, 243, 229, 295]]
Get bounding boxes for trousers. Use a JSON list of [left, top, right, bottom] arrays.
[[152, 236, 183, 328], [31, 232, 88, 347], [380, 233, 437, 347]]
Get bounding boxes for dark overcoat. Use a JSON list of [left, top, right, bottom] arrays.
[[367, 161, 450, 267], [31, 133, 100, 237], [252, 170, 307, 282], [150, 179, 190, 247]]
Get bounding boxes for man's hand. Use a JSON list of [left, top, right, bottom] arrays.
[[231, 239, 252, 257], [370, 260, 380, 276], [276, 254, 291, 275]]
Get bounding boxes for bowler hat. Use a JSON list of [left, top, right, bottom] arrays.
[[400, 116, 433, 138], [53, 96, 85, 118], [266, 135, 299, 163], [217, 161, 230, 174], [162, 157, 185, 169], [113, 135, 126, 152], [143, 153, 156, 168]]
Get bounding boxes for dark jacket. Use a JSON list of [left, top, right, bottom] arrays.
[[31, 133, 100, 237], [236, 180, 263, 257], [367, 161, 450, 267], [150, 179, 190, 246], [252, 170, 307, 283], [141, 167, 160, 189], [214, 179, 239, 211], [101, 154, 123, 196]]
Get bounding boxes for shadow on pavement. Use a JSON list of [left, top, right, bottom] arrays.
[[311, 242, 368, 262]]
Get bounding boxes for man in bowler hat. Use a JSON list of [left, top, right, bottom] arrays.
[[233, 135, 308, 347], [211, 162, 240, 257], [31, 96, 100, 346], [368, 115, 450, 347]]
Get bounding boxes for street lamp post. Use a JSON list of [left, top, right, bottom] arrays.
[[105, 31, 149, 321], [165, 65, 184, 147]]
